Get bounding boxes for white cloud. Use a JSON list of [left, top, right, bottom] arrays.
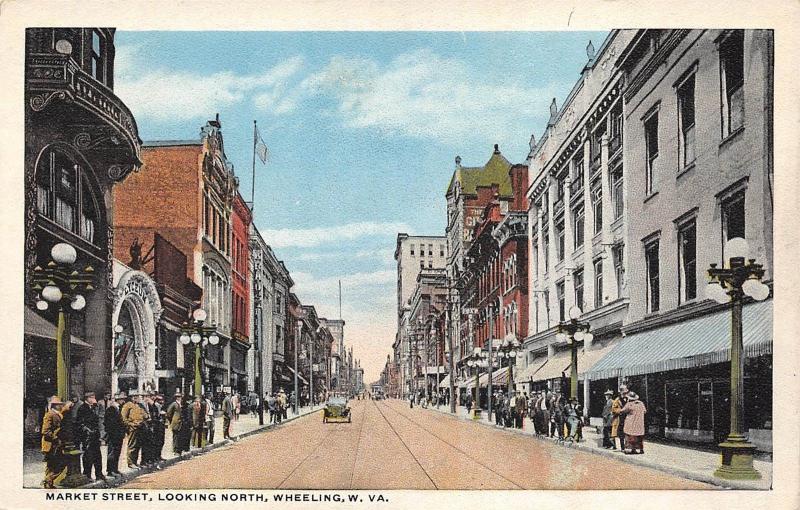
[[300, 49, 561, 145], [294, 247, 395, 263], [114, 46, 304, 122], [261, 221, 410, 249]]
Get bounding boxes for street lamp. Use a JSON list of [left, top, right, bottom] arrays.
[[178, 308, 220, 400], [31, 243, 94, 400], [706, 237, 769, 481], [556, 305, 593, 400], [497, 333, 522, 392], [465, 347, 483, 419]]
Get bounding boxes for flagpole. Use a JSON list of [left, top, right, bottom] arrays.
[[251, 120, 257, 211]]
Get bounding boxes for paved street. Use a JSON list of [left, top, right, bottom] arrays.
[[122, 398, 711, 490]]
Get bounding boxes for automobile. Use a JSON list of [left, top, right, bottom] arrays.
[[373, 392, 384, 401], [323, 396, 351, 423]]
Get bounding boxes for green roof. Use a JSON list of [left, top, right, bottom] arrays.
[[447, 150, 513, 198]]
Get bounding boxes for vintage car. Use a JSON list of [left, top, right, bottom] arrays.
[[323, 396, 351, 423]]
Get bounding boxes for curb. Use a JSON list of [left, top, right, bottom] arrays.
[[83, 407, 320, 489], [422, 405, 769, 491]]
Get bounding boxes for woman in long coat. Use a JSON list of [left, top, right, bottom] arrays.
[[620, 392, 647, 454]]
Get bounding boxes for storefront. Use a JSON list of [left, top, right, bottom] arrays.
[[584, 299, 772, 451], [111, 262, 162, 394]]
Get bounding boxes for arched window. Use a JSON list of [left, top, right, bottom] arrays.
[[36, 147, 100, 245]]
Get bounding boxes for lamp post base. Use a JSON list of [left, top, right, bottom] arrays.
[[714, 437, 762, 480]]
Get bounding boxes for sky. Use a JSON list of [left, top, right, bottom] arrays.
[[115, 30, 608, 383]]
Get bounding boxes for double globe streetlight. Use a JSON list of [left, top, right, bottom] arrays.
[[496, 333, 522, 392], [179, 308, 220, 400], [32, 243, 94, 400], [465, 346, 498, 420], [705, 237, 769, 481], [556, 306, 593, 401]]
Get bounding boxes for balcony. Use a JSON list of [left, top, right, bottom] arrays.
[[27, 53, 142, 179]]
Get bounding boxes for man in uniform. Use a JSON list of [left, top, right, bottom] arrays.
[[75, 391, 104, 481], [41, 396, 66, 488], [104, 392, 127, 476], [164, 390, 184, 454], [121, 389, 149, 468]]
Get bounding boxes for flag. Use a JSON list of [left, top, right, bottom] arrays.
[[255, 126, 269, 164]]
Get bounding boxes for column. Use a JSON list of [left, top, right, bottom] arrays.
[[582, 135, 595, 312], [547, 176, 557, 329], [583, 377, 590, 418], [601, 133, 617, 303], [563, 176, 575, 314]]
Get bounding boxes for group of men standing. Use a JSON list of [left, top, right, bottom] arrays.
[[492, 390, 528, 429], [528, 391, 584, 442], [40, 388, 240, 488]]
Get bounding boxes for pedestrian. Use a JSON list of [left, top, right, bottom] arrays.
[[41, 396, 67, 488], [277, 391, 286, 423], [151, 392, 166, 463], [516, 392, 527, 429], [552, 395, 565, 442], [613, 385, 629, 451], [267, 393, 277, 423], [76, 391, 104, 480], [620, 391, 647, 454], [465, 392, 472, 414], [121, 389, 149, 468], [601, 389, 615, 448], [205, 392, 216, 444], [285, 390, 292, 419], [178, 395, 193, 453], [222, 390, 234, 439], [164, 390, 184, 454], [565, 397, 580, 442], [103, 392, 127, 476], [191, 396, 206, 448], [98, 392, 111, 445], [141, 392, 158, 465], [232, 392, 240, 421], [250, 392, 259, 417]]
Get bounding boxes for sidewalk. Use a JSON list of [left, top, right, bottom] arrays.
[[24, 406, 320, 489], [425, 404, 772, 490]]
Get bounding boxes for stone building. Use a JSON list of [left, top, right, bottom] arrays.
[[24, 27, 141, 436]]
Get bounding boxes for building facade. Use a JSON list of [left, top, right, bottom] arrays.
[[24, 27, 141, 437], [230, 191, 252, 393]]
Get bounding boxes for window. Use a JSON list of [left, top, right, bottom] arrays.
[[428, 244, 433, 256], [720, 30, 744, 136], [35, 148, 100, 245], [594, 258, 603, 308], [543, 229, 550, 270], [610, 105, 623, 152], [613, 244, 625, 298], [678, 73, 696, 167], [427, 260, 433, 269], [556, 281, 565, 322], [611, 167, 624, 220], [91, 30, 105, 84], [574, 268, 584, 310], [573, 204, 585, 249], [678, 219, 697, 303], [543, 290, 550, 325], [644, 112, 659, 194], [645, 239, 660, 313], [439, 244, 445, 257], [592, 184, 602, 234], [410, 244, 415, 256], [420, 260, 425, 269], [556, 220, 565, 262], [722, 189, 746, 262]]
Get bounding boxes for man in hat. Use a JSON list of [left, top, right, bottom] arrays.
[[75, 391, 104, 481], [204, 392, 215, 444], [614, 385, 629, 451], [191, 396, 206, 448], [121, 389, 149, 468], [565, 396, 580, 442], [41, 395, 67, 488], [104, 392, 127, 476], [601, 389, 615, 448], [221, 390, 233, 440], [164, 390, 184, 454], [152, 393, 166, 462]]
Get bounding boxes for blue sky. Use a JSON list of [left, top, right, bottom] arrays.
[[115, 30, 608, 381]]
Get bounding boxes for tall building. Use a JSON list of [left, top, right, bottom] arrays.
[[113, 115, 238, 395], [320, 318, 345, 391], [230, 191, 252, 393], [24, 27, 141, 434], [585, 29, 773, 449], [407, 268, 448, 395]]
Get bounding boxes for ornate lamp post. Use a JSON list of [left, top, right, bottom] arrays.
[[497, 333, 522, 391], [465, 347, 483, 419], [706, 237, 769, 480], [556, 306, 593, 400], [178, 308, 220, 400], [32, 243, 94, 400]]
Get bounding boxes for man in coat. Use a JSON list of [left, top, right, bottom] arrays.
[[191, 396, 207, 448], [75, 391, 104, 481], [620, 391, 647, 454], [164, 390, 184, 454], [121, 390, 149, 468], [601, 389, 615, 448], [152, 393, 166, 462], [204, 392, 216, 444], [221, 390, 233, 439], [41, 396, 67, 488], [614, 385, 629, 451], [515, 392, 527, 429], [103, 392, 127, 476]]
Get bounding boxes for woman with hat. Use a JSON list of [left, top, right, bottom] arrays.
[[620, 391, 647, 454]]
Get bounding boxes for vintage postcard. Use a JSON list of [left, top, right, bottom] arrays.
[[1, 1, 798, 509]]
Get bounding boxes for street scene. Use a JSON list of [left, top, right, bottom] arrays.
[[23, 27, 773, 492]]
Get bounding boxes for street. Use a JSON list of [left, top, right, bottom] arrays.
[[122, 398, 711, 490]]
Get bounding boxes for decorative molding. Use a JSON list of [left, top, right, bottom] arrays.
[[29, 91, 67, 112]]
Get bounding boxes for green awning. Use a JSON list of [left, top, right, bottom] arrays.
[[585, 300, 772, 380]]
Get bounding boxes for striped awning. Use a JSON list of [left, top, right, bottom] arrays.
[[514, 355, 549, 383], [585, 300, 772, 380], [578, 341, 620, 380], [530, 349, 572, 383], [25, 307, 92, 348], [465, 366, 509, 388]]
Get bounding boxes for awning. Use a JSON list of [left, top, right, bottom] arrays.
[[465, 366, 510, 388], [514, 356, 549, 384], [24, 307, 92, 348], [530, 349, 572, 383], [578, 341, 620, 380], [286, 366, 309, 385], [438, 373, 451, 388], [585, 300, 772, 380]]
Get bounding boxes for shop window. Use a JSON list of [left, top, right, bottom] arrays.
[[645, 238, 660, 313], [678, 219, 697, 303], [677, 73, 697, 168], [644, 111, 659, 194], [666, 380, 699, 429], [720, 30, 745, 137]]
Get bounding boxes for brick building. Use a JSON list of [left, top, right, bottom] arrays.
[[230, 191, 251, 393]]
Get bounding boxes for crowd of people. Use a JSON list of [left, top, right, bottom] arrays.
[[39, 387, 256, 488], [407, 389, 450, 409]]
